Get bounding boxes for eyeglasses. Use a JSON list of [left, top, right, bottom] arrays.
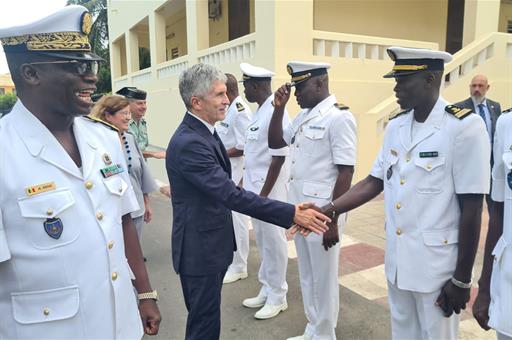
[[28, 60, 99, 76]]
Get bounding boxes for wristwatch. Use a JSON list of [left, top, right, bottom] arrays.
[[138, 290, 159, 301], [451, 277, 472, 289]]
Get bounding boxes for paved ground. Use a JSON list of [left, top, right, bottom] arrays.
[[141, 192, 495, 340]]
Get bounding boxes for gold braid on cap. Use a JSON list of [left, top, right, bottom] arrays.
[[1, 32, 91, 51]]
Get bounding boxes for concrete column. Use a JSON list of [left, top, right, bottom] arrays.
[[127, 29, 139, 73], [186, 0, 209, 60], [463, 0, 501, 46], [150, 10, 166, 66]]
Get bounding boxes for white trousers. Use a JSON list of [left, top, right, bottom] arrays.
[[387, 280, 459, 340], [227, 211, 251, 274], [295, 222, 343, 340], [251, 218, 288, 305]]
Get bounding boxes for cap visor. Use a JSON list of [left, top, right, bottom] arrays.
[[383, 70, 421, 78], [34, 51, 105, 62]]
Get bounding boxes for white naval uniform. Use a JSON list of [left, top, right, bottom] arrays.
[[243, 94, 291, 305], [370, 97, 490, 340], [489, 113, 512, 339], [0, 101, 143, 339], [216, 95, 253, 274], [282, 95, 356, 340]]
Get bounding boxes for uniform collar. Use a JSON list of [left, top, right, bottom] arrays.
[[399, 96, 447, 152], [10, 100, 86, 179], [297, 94, 337, 128]]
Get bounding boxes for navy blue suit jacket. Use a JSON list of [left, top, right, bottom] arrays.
[[166, 113, 295, 276]]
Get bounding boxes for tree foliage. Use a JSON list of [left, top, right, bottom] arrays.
[[66, 0, 111, 93], [0, 93, 17, 117]]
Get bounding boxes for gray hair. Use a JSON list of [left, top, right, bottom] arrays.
[[179, 63, 227, 109]]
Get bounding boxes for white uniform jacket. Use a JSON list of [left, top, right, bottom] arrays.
[[216, 95, 252, 184], [489, 113, 512, 337], [283, 94, 357, 206], [243, 94, 291, 201], [370, 97, 490, 293], [0, 101, 143, 339]]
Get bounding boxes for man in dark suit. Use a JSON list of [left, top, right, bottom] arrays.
[[456, 74, 501, 208], [455, 74, 501, 143], [166, 63, 330, 340]]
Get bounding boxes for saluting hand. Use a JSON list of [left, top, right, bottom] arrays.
[[139, 300, 161, 335], [274, 83, 292, 109]]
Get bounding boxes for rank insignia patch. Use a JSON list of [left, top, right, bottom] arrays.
[[508, 171, 512, 190], [44, 218, 63, 239], [236, 102, 244, 112]]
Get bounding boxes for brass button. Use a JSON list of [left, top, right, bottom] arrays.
[[396, 228, 402, 236], [118, 187, 123, 193], [96, 212, 104, 221], [290, 176, 294, 181], [85, 181, 93, 189], [46, 208, 53, 216], [400, 179, 405, 185], [406, 156, 411, 162], [395, 203, 401, 210], [108, 241, 114, 250], [443, 239, 448, 244], [314, 193, 318, 196], [43, 308, 50, 316], [112, 272, 118, 281], [292, 160, 295, 164], [426, 164, 432, 170], [296, 144, 299, 148]]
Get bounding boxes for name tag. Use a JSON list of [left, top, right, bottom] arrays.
[[25, 182, 56, 196], [249, 126, 259, 131], [308, 125, 325, 131], [100, 164, 125, 178], [419, 151, 439, 158]]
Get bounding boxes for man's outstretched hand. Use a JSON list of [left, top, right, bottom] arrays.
[[290, 202, 330, 236]]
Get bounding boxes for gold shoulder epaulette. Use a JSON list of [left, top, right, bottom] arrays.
[[334, 103, 349, 110], [445, 104, 472, 120], [236, 102, 244, 112], [82, 115, 119, 131], [389, 109, 411, 120], [502, 107, 512, 114]]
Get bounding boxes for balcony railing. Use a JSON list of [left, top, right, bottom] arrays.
[[313, 30, 438, 60], [157, 57, 189, 79], [198, 33, 256, 65], [132, 69, 152, 85]]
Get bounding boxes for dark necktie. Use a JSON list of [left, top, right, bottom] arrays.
[[213, 130, 229, 167]]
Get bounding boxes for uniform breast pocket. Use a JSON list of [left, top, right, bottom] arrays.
[[303, 127, 327, 155], [245, 128, 260, 153], [216, 124, 229, 136], [17, 188, 79, 249], [414, 156, 446, 194], [103, 176, 128, 197]]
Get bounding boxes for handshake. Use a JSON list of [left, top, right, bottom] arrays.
[[291, 202, 334, 237]]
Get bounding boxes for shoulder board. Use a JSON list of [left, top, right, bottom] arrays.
[[334, 103, 349, 110], [502, 107, 512, 114], [82, 115, 119, 131], [445, 104, 472, 120], [236, 102, 244, 112], [389, 109, 411, 120]]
